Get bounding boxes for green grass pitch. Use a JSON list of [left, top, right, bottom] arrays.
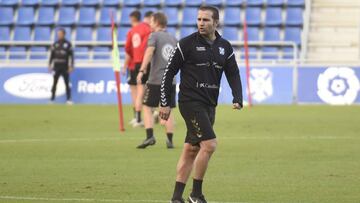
[[0, 105, 360, 203]]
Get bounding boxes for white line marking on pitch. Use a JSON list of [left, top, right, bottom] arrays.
[[0, 136, 359, 144], [0, 195, 248, 203]]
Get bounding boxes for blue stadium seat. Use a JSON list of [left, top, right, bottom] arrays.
[[117, 26, 130, 41], [241, 47, 257, 59], [245, 27, 260, 41], [204, 0, 223, 6], [0, 47, 6, 59], [30, 46, 47, 59], [182, 7, 198, 26], [62, 0, 80, 6], [286, 8, 303, 26], [1, 0, 19, 6], [58, 7, 76, 25], [245, 7, 261, 26], [164, 0, 183, 7], [261, 46, 279, 59], [0, 26, 10, 41], [285, 27, 301, 45], [76, 27, 93, 41], [266, 0, 284, 6], [40, 0, 58, 6], [282, 47, 294, 59], [22, 0, 39, 6], [97, 27, 111, 41], [180, 26, 197, 38], [78, 7, 96, 26], [14, 26, 31, 41], [34, 26, 51, 41], [224, 7, 241, 26], [123, 0, 141, 7], [54, 27, 72, 40], [225, 0, 243, 6], [9, 46, 27, 59], [185, 0, 202, 7], [37, 7, 55, 25], [265, 7, 283, 26], [142, 7, 159, 16], [286, 0, 305, 7], [93, 46, 110, 59], [74, 47, 89, 59], [82, 0, 100, 6], [222, 26, 239, 41], [100, 7, 117, 26], [167, 27, 177, 39], [247, 0, 263, 6], [264, 27, 281, 41], [164, 7, 179, 26], [0, 7, 14, 25], [143, 0, 161, 7], [103, 0, 120, 6], [120, 7, 133, 26], [17, 7, 35, 25]]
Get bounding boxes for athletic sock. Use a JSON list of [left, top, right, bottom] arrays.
[[172, 181, 186, 201], [146, 128, 153, 139], [167, 133, 173, 142], [136, 111, 141, 123], [191, 179, 203, 197]]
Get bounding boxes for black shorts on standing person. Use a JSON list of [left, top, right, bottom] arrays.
[[127, 63, 150, 85], [48, 28, 74, 103]]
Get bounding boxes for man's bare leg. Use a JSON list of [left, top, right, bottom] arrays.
[[129, 85, 137, 123]]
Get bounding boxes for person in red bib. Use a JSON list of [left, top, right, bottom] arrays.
[[125, 10, 152, 127]]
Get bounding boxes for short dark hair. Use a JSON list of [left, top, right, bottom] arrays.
[[57, 27, 66, 35], [144, 11, 154, 18], [198, 5, 219, 21], [152, 12, 167, 28], [130, 10, 141, 21]]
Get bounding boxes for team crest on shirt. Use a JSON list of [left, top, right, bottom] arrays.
[[219, 47, 225, 55], [132, 33, 141, 48], [162, 44, 174, 61]]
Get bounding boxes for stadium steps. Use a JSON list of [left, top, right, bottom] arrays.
[[305, 0, 360, 63]]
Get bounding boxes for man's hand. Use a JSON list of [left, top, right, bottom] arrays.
[[136, 72, 143, 84], [159, 106, 171, 121], [48, 66, 52, 73], [68, 66, 74, 73], [233, 103, 242, 110], [121, 68, 127, 76]]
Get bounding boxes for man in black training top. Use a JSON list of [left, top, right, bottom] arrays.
[[48, 28, 74, 104], [159, 6, 243, 203]]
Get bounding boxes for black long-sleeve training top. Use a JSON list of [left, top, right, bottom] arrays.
[[160, 31, 243, 107], [49, 39, 74, 69]]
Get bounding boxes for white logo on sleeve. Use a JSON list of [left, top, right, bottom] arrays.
[[250, 68, 273, 102], [162, 44, 174, 61], [317, 67, 360, 105], [219, 47, 225, 55], [132, 33, 141, 48]]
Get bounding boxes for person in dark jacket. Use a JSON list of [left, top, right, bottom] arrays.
[[48, 28, 74, 104], [159, 6, 243, 203]]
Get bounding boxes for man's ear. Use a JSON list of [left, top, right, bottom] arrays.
[[214, 20, 219, 28]]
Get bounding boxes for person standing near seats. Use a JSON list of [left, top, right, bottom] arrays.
[[136, 12, 177, 149], [159, 6, 243, 203], [48, 28, 74, 104], [125, 10, 152, 127]]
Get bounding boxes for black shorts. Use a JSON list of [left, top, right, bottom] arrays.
[[179, 102, 216, 146], [127, 63, 149, 85], [143, 84, 177, 108]]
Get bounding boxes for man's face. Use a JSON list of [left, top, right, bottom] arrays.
[[130, 16, 138, 27], [197, 10, 218, 36], [150, 16, 157, 31], [57, 30, 65, 40]]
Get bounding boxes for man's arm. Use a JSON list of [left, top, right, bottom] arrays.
[[137, 46, 155, 84], [48, 45, 54, 71], [159, 43, 184, 120], [68, 44, 74, 73], [224, 51, 243, 109]]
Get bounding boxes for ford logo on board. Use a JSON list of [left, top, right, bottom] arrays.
[[3, 73, 66, 99]]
